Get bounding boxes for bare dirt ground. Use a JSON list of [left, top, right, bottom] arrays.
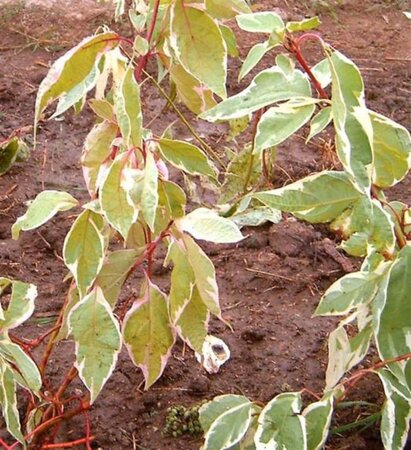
[[0, 0, 410, 449]]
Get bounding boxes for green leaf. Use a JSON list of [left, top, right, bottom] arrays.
[[96, 249, 142, 307], [176, 286, 209, 353], [169, 64, 217, 115], [158, 138, 217, 179], [170, 2, 227, 98], [69, 287, 121, 403], [275, 54, 296, 77], [315, 269, 384, 316], [72, 95, 86, 114], [236, 12, 285, 33], [303, 393, 334, 450], [81, 120, 118, 195], [335, 197, 396, 258], [166, 241, 196, 323], [50, 64, 100, 119], [328, 49, 373, 191], [239, 41, 271, 81], [219, 24, 239, 58], [231, 206, 282, 228], [311, 59, 332, 89], [25, 408, 43, 438], [133, 35, 149, 56], [370, 111, 411, 188], [123, 280, 175, 389], [12, 190, 78, 240], [63, 209, 105, 297], [255, 392, 306, 450], [182, 234, 221, 318], [100, 154, 139, 239], [178, 208, 243, 243], [254, 100, 316, 153], [35, 32, 118, 124], [306, 107, 332, 142], [200, 394, 254, 433], [89, 99, 115, 121], [0, 363, 25, 446], [374, 246, 411, 380], [378, 369, 411, 450], [113, 0, 125, 19], [0, 339, 41, 392], [0, 278, 37, 331], [155, 180, 185, 234], [114, 65, 143, 150], [232, 425, 258, 450], [286, 17, 321, 32], [254, 171, 361, 223], [55, 283, 80, 341], [0, 137, 29, 176], [220, 146, 261, 203], [228, 115, 250, 141], [160, 180, 186, 219], [126, 221, 147, 250], [201, 395, 255, 449], [339, 232, 369, 258], [205, 0, 251, 19], [129, 9, 147, 31], [201, 67, 311, 121], [141, 151, 159, 232], [325, 321, 373, 389], [268, 29, 284, 47]]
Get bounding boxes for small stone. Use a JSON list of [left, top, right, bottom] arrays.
[[188, 376, 210, 396], [242, 233, 269, 249], [241, 328, 266, 343], [142, 392, 157, 410]]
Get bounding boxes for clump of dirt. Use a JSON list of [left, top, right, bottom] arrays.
[[0, 0, 410, 449]]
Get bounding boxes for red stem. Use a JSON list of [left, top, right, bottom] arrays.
[[38, 286, 73, 377], [296, 32, 323, 46], [0, 438, 12, 450], [300, 387, 321, 401], [83, 410, 93, 450], [286, 35, 328, 100], [134, 0, 161, 81], [27, 324, 61, 348], [40, 436, 96, 449], [338, 352, 411, 402]]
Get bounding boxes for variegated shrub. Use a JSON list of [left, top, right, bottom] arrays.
[[1, 1, 410, 449]]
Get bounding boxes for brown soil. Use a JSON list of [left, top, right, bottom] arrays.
[[0, 0, 410, 449]]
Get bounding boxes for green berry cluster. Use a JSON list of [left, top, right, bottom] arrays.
[[163, 403, 203, 438]]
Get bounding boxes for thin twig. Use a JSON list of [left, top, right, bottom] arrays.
[[142, 69, 226, 169], [40, 436, 96, 449], [223, 300, 245, 311]]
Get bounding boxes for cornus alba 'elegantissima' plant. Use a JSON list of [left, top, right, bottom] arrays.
[[0, 0, 410, 448]]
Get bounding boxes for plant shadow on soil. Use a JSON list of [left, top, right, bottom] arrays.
[[0, 0, 410, 448]]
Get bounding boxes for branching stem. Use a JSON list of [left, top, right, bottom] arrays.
[[134, 0, 161, 81], [38, 286, 73, 376], [143, 69, 226, 169], [339, 352, 411, 400], [243, 109, 263, 195], [285, 34, 328, 100], [40, 436, 96, 449]]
